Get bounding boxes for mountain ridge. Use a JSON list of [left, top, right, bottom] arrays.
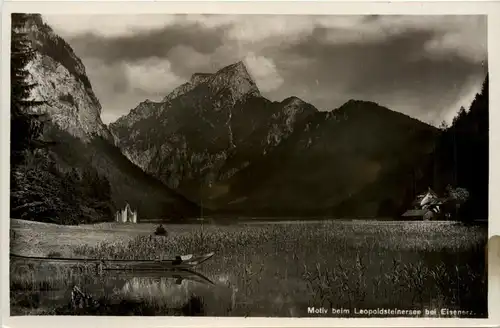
[[204, 99, 438, 215], [110, 59, 439, 217], [110, 61, 319, 203], [160, 60, 260, 105]]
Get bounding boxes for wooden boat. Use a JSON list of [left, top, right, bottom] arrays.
[[10, 252, 215, 270]]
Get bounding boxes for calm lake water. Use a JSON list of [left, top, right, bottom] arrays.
[[10, 220, 488, 317]]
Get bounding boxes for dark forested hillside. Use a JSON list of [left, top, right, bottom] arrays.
[[336, 75, 488, 221], [434, 75, 489, 221], [11, 122, 199, 224], [208, 100, 439, 217], [10, 144, 115, 224]]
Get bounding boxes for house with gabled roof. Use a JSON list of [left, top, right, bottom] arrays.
[[402, 187, 442, 220]]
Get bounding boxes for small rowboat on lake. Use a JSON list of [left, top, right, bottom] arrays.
[[10, 252, 215, 271]]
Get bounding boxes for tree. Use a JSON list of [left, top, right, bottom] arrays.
[[439, 120, 448, 130], [434, 74, 489, 222], [10, 13, 52, 221], [10, 13, 47, 168], [440, 185, 470, 220], [447, 186, 470, 204], [452, 106, 467, 127]]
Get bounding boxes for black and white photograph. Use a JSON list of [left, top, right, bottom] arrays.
[[5, 7, 492, 320]]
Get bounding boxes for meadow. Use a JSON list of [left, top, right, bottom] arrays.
[[9, 219, 488, 317]]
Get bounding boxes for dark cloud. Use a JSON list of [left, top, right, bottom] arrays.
[[42, 14, 487, 125], [265, 27, 487, 123], [67, 23, 227, 64]]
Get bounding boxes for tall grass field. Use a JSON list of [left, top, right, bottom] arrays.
[[10, 219, 487, 317]]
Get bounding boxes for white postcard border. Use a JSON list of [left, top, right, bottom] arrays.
[[1, 1, 499, 327]]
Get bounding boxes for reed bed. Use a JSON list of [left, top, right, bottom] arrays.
[[10, 220, 488, 317]]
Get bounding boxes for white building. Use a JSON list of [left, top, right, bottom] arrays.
[[115, 203, 138, 223]]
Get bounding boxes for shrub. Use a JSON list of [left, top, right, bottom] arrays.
[[47, 251, 62, 258]]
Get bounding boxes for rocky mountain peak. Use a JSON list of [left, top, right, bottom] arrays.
[[282, 96, 307, 107], [209, 60, 261, 102], [111, 99, 163, 130], [218, 60, 247, 74], [190, 73, 213, 85], [215, 61, 254, 83], [162, 61, 260, 104], [161, 73, 212, 103], [343, 99, 378, 107], [134, 99, 161, 112]]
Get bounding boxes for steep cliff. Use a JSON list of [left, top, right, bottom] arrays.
[[23, 15, 114, 142], [13, 14, 198, 222]]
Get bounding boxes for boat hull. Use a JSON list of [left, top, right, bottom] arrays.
[[10, 252, 215, 270]]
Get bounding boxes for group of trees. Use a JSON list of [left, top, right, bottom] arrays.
[[11, 152, 113, 224], [10, 13, 114, 224], [401, 74, 488, 222], [425, 75, 489, 222]]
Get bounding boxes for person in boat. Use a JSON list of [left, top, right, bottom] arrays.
[[155, 224, 167, 236], [173, 256, 182, 265], [172, 254, 194, 265]]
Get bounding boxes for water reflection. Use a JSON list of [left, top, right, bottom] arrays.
[[104, 269, 216, 306], [11, 264, 232, 315], [112, 269, 215, 287]]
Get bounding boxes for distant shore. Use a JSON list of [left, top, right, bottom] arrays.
[[134, 217, 489, 228]]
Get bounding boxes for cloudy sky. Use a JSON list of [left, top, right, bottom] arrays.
[[42, 14, 487, 126]]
